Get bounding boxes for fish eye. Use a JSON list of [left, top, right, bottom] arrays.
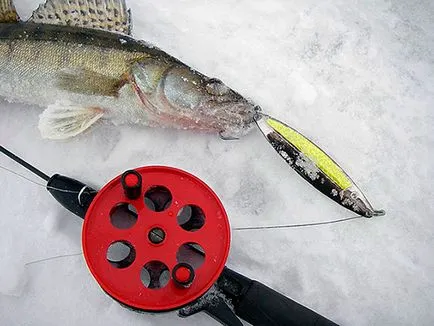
[[206, 78, 230, 96]]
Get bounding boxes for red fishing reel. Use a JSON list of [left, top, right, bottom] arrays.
[[82, 166, 231, 312], [0, 145, 341, 325]]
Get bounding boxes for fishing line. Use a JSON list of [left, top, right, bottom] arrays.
[[232, 216, 363, 231], [1, 163, 363, 229], [1, 145, 364, 230], [0, 165, 96, 194], [0, 145, 50, 181], [25, 252, 83, 266], [0, 145, 97, 194], [2, 162, 363, 229], [0, 164, 48, 187]]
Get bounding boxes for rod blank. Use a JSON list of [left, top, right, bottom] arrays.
[[0, 145, 50, 181]]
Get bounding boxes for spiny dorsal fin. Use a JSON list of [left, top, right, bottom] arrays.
[[28, 0, 131, 35], [0, 0, 20, 23]]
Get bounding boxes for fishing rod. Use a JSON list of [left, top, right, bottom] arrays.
[[1, 145, 97, 216], [1, 144, 338, 326]]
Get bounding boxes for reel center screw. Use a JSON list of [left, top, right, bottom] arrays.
[[148, 227, 166, 244]]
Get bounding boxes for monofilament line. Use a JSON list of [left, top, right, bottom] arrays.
[[0, 165, 96, 194], [232, 216, 362, 231], [0, 145, 50, 181]]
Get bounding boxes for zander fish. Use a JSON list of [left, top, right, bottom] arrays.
[[0, 0, 384, 217]]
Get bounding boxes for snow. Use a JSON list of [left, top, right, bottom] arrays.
[[1, 0, 433, 325]]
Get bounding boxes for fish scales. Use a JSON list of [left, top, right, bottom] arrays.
[[0, 22, 174, 77], [0, 23, 154, 106]]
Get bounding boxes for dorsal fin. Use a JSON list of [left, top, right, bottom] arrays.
[[0, 0, 20, 23], [28, 0, 132, 35]]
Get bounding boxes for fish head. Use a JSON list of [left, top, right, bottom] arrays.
[[130, 60, 260, 138]]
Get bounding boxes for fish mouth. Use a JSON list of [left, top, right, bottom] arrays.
[[252, 105, 263, 121], [212, 100, 258, 123], [205, 100, 259, 138]]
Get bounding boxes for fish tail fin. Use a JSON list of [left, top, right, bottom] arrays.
[[38, 103, 104, 140], [255, 112, 385, 217]]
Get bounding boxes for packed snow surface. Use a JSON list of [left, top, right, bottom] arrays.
[[1, 0, 433, 325]]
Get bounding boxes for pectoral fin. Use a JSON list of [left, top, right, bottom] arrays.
[[255, 113, 385, 217], [38, 103, 104, 139]]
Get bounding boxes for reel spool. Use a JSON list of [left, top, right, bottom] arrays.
[[82, 166, 231, 312]]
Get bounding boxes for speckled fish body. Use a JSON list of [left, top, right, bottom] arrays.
[[0, 21, 258, 138], [0, 22, 148, 121]]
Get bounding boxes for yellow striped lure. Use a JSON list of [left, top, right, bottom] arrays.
[[255, 113, 385, 218]]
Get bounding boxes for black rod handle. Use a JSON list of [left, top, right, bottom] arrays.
[[47, 174, 97, 219], [219, 268, 338, 326]]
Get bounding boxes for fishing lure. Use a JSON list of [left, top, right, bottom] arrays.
[[0, 0, 384, 217]]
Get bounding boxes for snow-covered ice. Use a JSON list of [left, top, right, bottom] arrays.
[[1, 0, 433, 325]]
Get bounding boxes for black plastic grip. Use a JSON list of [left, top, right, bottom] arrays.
[[46, 174, 97, 219], [219, 268, 338, 326], [238, 280, 338, 326]]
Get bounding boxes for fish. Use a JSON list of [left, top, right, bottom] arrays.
[[0, 0, 384, 217], [0, 0, 259, 140]]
